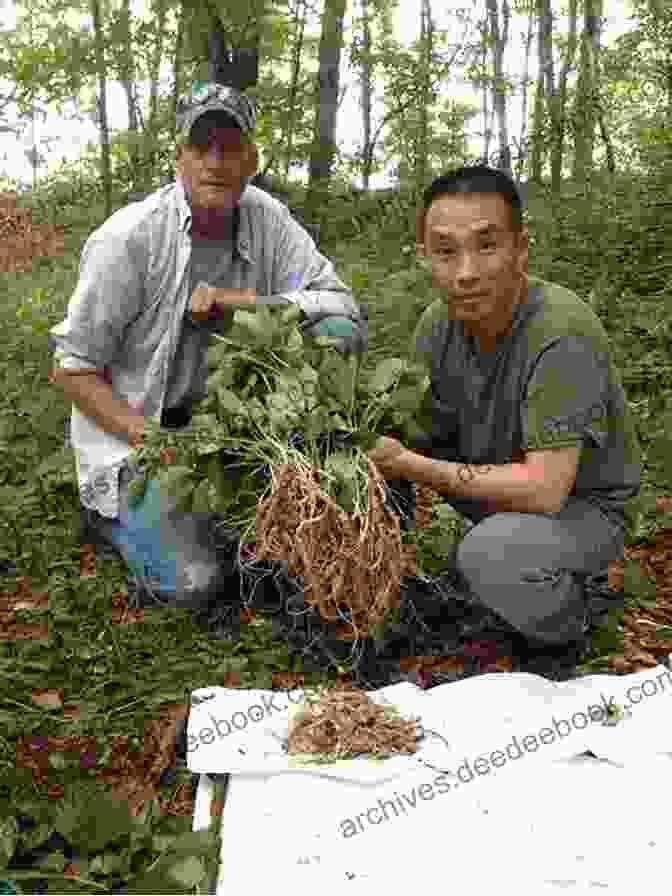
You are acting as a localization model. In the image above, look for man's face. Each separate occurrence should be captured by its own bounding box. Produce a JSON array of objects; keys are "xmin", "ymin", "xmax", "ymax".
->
[
  {"xmin": 417, "ymin": 192, "xmax": 528, "ymax": 336},
  {"xmin": 175, "ymin": 113, "xmax": 258, "ymax": 209}
]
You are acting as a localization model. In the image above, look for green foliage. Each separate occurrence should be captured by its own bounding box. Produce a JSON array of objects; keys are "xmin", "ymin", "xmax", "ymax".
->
[
  {"xmin": 127, "ymin": 305, "xmax": 428, "ymax": 533},
  {"xmin": 1, "ymin": 63, "xmax": 672, "ymax": 886}
]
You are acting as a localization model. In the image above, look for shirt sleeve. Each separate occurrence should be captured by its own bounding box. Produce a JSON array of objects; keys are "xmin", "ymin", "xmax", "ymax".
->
[
  {"xmin": 49, "ymin": 230, "xmax": 147, "ymax": 370},
  {"xmin": 268, "ymin": 205, "xmax": 366, "ymax": 333},
  {"xmin": 522, "ymin": 335, "xmax": 611, "ymax": 451}
]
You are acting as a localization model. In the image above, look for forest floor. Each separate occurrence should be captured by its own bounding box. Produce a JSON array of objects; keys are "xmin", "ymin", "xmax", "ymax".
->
[{"xmin": 1, "ymin": 191, "xmax": 671, "ymax": 893}]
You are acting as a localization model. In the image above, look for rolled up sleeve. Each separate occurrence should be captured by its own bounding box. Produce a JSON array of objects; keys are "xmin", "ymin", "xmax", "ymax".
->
[
  {"xmin": 269, "ymin": 207, "xmax": 367, "ymax": 351},
  {"xmin": 49, "ymin": 231, "xmax": 147, "ymax": 371}
]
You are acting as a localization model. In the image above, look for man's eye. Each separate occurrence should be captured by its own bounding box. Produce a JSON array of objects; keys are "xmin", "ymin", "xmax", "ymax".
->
[{"xmin": 436, "ymin": 243, "xmax": 496, "ymax": 254}]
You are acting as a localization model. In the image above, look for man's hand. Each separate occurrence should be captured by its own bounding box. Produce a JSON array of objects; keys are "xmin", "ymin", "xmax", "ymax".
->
[
  {"xmin": 126, "ymin": 416, "xmax": 145, "ymax": 449},
  {"xmin": 190, "ymin": 283, "xmax": 256, "ymax": 320},
  {"xmin": 367, "ymin": 435, "xmax": 410, "ymax": 479}
]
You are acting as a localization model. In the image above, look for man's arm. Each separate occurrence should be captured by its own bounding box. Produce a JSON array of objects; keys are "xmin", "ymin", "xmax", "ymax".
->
[
  {"xmin": 51, "ymin": 366, "xmax": 145, "ymax": 447},
  {"xmin": 399, "ymin": 452, "xmax": 554, "ymax": 515},
  {"xmin": 269, "ymin": 205, "xmax": 366, "ymax": 336}
]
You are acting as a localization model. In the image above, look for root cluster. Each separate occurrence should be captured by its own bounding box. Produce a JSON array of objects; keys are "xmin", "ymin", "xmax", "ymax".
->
[{"xmin": 254, "ymin": 459, "xmax": 403, "ymax": 638}]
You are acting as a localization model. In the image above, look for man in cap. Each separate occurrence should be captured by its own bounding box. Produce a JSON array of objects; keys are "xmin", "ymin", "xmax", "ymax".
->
[{"xmin": 49, "ymin": 82, "xmax": 367, "ymax": 612}]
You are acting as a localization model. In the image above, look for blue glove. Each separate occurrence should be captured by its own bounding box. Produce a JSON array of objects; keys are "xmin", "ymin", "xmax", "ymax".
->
[{"xmin": 308, "ymin": 315, "xmax": 367, "ymax": 355}]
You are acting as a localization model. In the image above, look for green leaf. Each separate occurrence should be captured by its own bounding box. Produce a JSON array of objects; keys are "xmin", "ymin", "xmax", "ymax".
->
[
  {"xmin": 277, "ymin": 303, "xmax": 305, "ymax": 328},
  {"xmin": 286, "ymin": 327, "xmax": 304, "ymax": 354},
  {"xmin": 298, "ymin": 363, "xmax": 320, "ymax": 385},
  {"xmin": 390, "ymin": 384, "xmax": 426, "ymax": 415},
  {"xmin": 351, "ymin": 429, "xmax": 383, "ymax": 452},
  {"xmin": 323, "ymin": 453, "xmax": 359, "ymax": 480},
  {"xmin": 216, "ymin": 388, "xmax": 246, "ymax": 417},
  {"xmin": 0, "ymin": 816, "xmax": 18, "ymax": 871},
  {"xmin": 623, "ymin": 559, "xmax": 657, "ymax": 606},
  {"xmin": 125, "ymin": 830, "xmax": 219, "ymax": 895},
  {"xmin": 367, "ymin": 358, "xmax": 406, "ymax": 394},
  {"xmin": 192, "ymin": 479, "xmax": 214, "ymax": 513},
  {"xmin": 171, "ymin": 476, "xmax": 198, "ymax": 513},
  {"xmin": 350, "ymin": 268, "xmax": 370, "ymax": 291},
  {"xmin": 89, "ymin": 851, "xmax": 124, "ymax": 875},
  {"xmin": 157, "ymin": 466, "xmax": 194, "ymax": 498},
  {"xmin": 233, "ymin": 308, "xmax": 275, "ymax": 348},
  {"xmin": 35, "ymin": 447, "xmax": 73, "ymax": 479},
  {"xmin": 194, "ymin": 441, "xmax": 221, "ymax": 456},
  {"xmin": 54, "ymin": 783, "xmax": 135, "ymax": 854},
  {"xmin": 319, "ymin": 354, "xmax": 354, "ymax": 406},
  {"xmin": 167, "ymin": 854, "xmax": 207, "ymax": 888},
  {"xmin": 207, "ymin": 367, "xmax": 236, "ymax": 390}
]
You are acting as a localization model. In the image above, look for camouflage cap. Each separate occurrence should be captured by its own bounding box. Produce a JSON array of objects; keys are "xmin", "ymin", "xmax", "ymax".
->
[{"xmin": 175, "ymin": 82, "xmax": 256, "ymax": 143}]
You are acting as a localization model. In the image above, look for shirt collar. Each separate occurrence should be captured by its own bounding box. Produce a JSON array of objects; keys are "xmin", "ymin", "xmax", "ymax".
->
[{"xmin": 173, "ymin": 177, "xmax": 253, "ymax": 263}]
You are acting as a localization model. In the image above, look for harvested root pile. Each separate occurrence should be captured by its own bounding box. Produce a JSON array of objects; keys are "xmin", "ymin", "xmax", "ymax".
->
[
  {"xmin": 286, "ymin": 687, "xmax": 419, "ymax": 758},
  {"xmin": 255, "ymin": 458, "xmax": 403, "ymax": 637}
]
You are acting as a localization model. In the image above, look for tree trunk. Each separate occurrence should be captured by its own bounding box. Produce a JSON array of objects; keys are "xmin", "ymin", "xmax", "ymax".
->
[
  {"xmin": 284, "ymin": 0, "xmax": 308, "ymax": 180},
  {"xmin": 307, "ymin": 0, "xmax": 348, "ymax": 201},
  {"xmin": 480, "ymin": 19, "xmax": 492, "ymax": 165},
  {"xmin": 359, "ymin": 0, "xmax": 373, "ymax": 189},
  {"xmin": 550, "ymin": 0, "xmax": 578, "ymax": 193},
  {"xmin": 529, "ymin": 0, "xmax": 553, "ymax": 189},
  {"xmin": 486, "ymin": 0, "xmax": 512, "ymax": 175},
  {"xmin": 571, "ymin": 0, "xmax": 602, "ymax": 189},
  {"xmin": 516, "ymin": 3, "xmax": 535, "ymax": 180},
  {"xmin": 89, "ymin": 0, "xmax": 112, "ymax": 219},
  {"xmin": 118, "ymin": 0, "xmax": 142, "ymax": 188},
  {"xmin": 146, "ymin": 0, "xmax": 168, "ymax": 183},
  {"xmin": 148, "ymin": 0, "xmax": 168, "ymax": 130},
  {"xmin": 414, "ymin": 0, "xmax": 434, "ymax": 195},
  {"xmin": 170, "ymin": 0, "xmax": 187, "ymax": 146}
]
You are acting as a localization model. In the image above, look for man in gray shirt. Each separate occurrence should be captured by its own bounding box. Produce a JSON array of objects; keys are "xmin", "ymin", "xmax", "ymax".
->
[{"xmin": 50, "ymin": 82, "xmax": 367, "ymax": 611}]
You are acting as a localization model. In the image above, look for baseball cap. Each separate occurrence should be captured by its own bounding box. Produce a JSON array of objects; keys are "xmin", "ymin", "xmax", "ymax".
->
[{"xmin": 175, "ymin": 82, "xmax": 256, "ymax": 144}]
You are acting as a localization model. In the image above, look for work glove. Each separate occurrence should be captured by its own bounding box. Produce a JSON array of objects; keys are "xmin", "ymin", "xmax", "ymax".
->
[{"xmin": 304, "ymin": 314, "xmax": 368, "ymax": 355}]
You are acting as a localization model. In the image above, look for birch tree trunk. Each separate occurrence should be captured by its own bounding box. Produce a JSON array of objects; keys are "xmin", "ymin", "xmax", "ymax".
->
[
  {"xmin": 170, "ymin": 0, "xmax": 187, "ymax": 146},
  {"xmin": 485, "ymin": 0, "xmax": 512, "ymax": 174},
  {"xmin": 89, "ymin": 0, "xmax": 112, "ymax": 219},
  {"xmin": 284, "ymin": 0, "xmax": 308, "ymax": 180},
  {"xmin": 571, "ymin": 0, "xmax": 604, "ymax": 187},
  {"xmin": 479, "ymin": 18, "xmax": 492, "ymax": 165},
  {"xmin": 516, "ymin": 1, "xmax": 535, "ymax": 180},
  {"xmin": 529, "ymin": 0, "xmax": 553, "ymax": 186},
  {"xmin": 550, "ymin": 0, "xmax": 578, "ymax": 193},
  {"xmin": 358, "ymin": 0, "xmax": 373, "ymax": 189},
  {"xmin": 414, "ymin": 0, "xmax": 434, "ymax": 195},
  {"xmin": 118, "ymin": 0, "xmax": 142, "ymax": 188},
  {"xmin": 146, "ymin": 0, "xmax": 168, "ymax": 183}
]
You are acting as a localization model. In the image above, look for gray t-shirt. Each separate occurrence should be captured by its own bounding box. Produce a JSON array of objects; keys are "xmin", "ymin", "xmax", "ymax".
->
[
  {"xmin": 164, "ymin": 235, "xmax": 237, "ymax": 410},
  {"xmin": 408, "ymin": 274, "xmax": 641, "ymax": 527}
]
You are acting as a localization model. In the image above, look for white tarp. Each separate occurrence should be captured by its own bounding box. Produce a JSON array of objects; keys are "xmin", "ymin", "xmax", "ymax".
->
[{"xmin": 191, "ymin": 659, "xmax": 672, "ymax": 894}]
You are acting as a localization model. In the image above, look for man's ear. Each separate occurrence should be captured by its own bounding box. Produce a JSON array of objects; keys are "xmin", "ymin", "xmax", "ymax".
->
[
  {"xmin": 516, "ymin": 225, "xmax": 529, "ymax": 277},
  {"xmin": 244, "ymin": 143, "xmax": 258, "ymax": 177}
]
